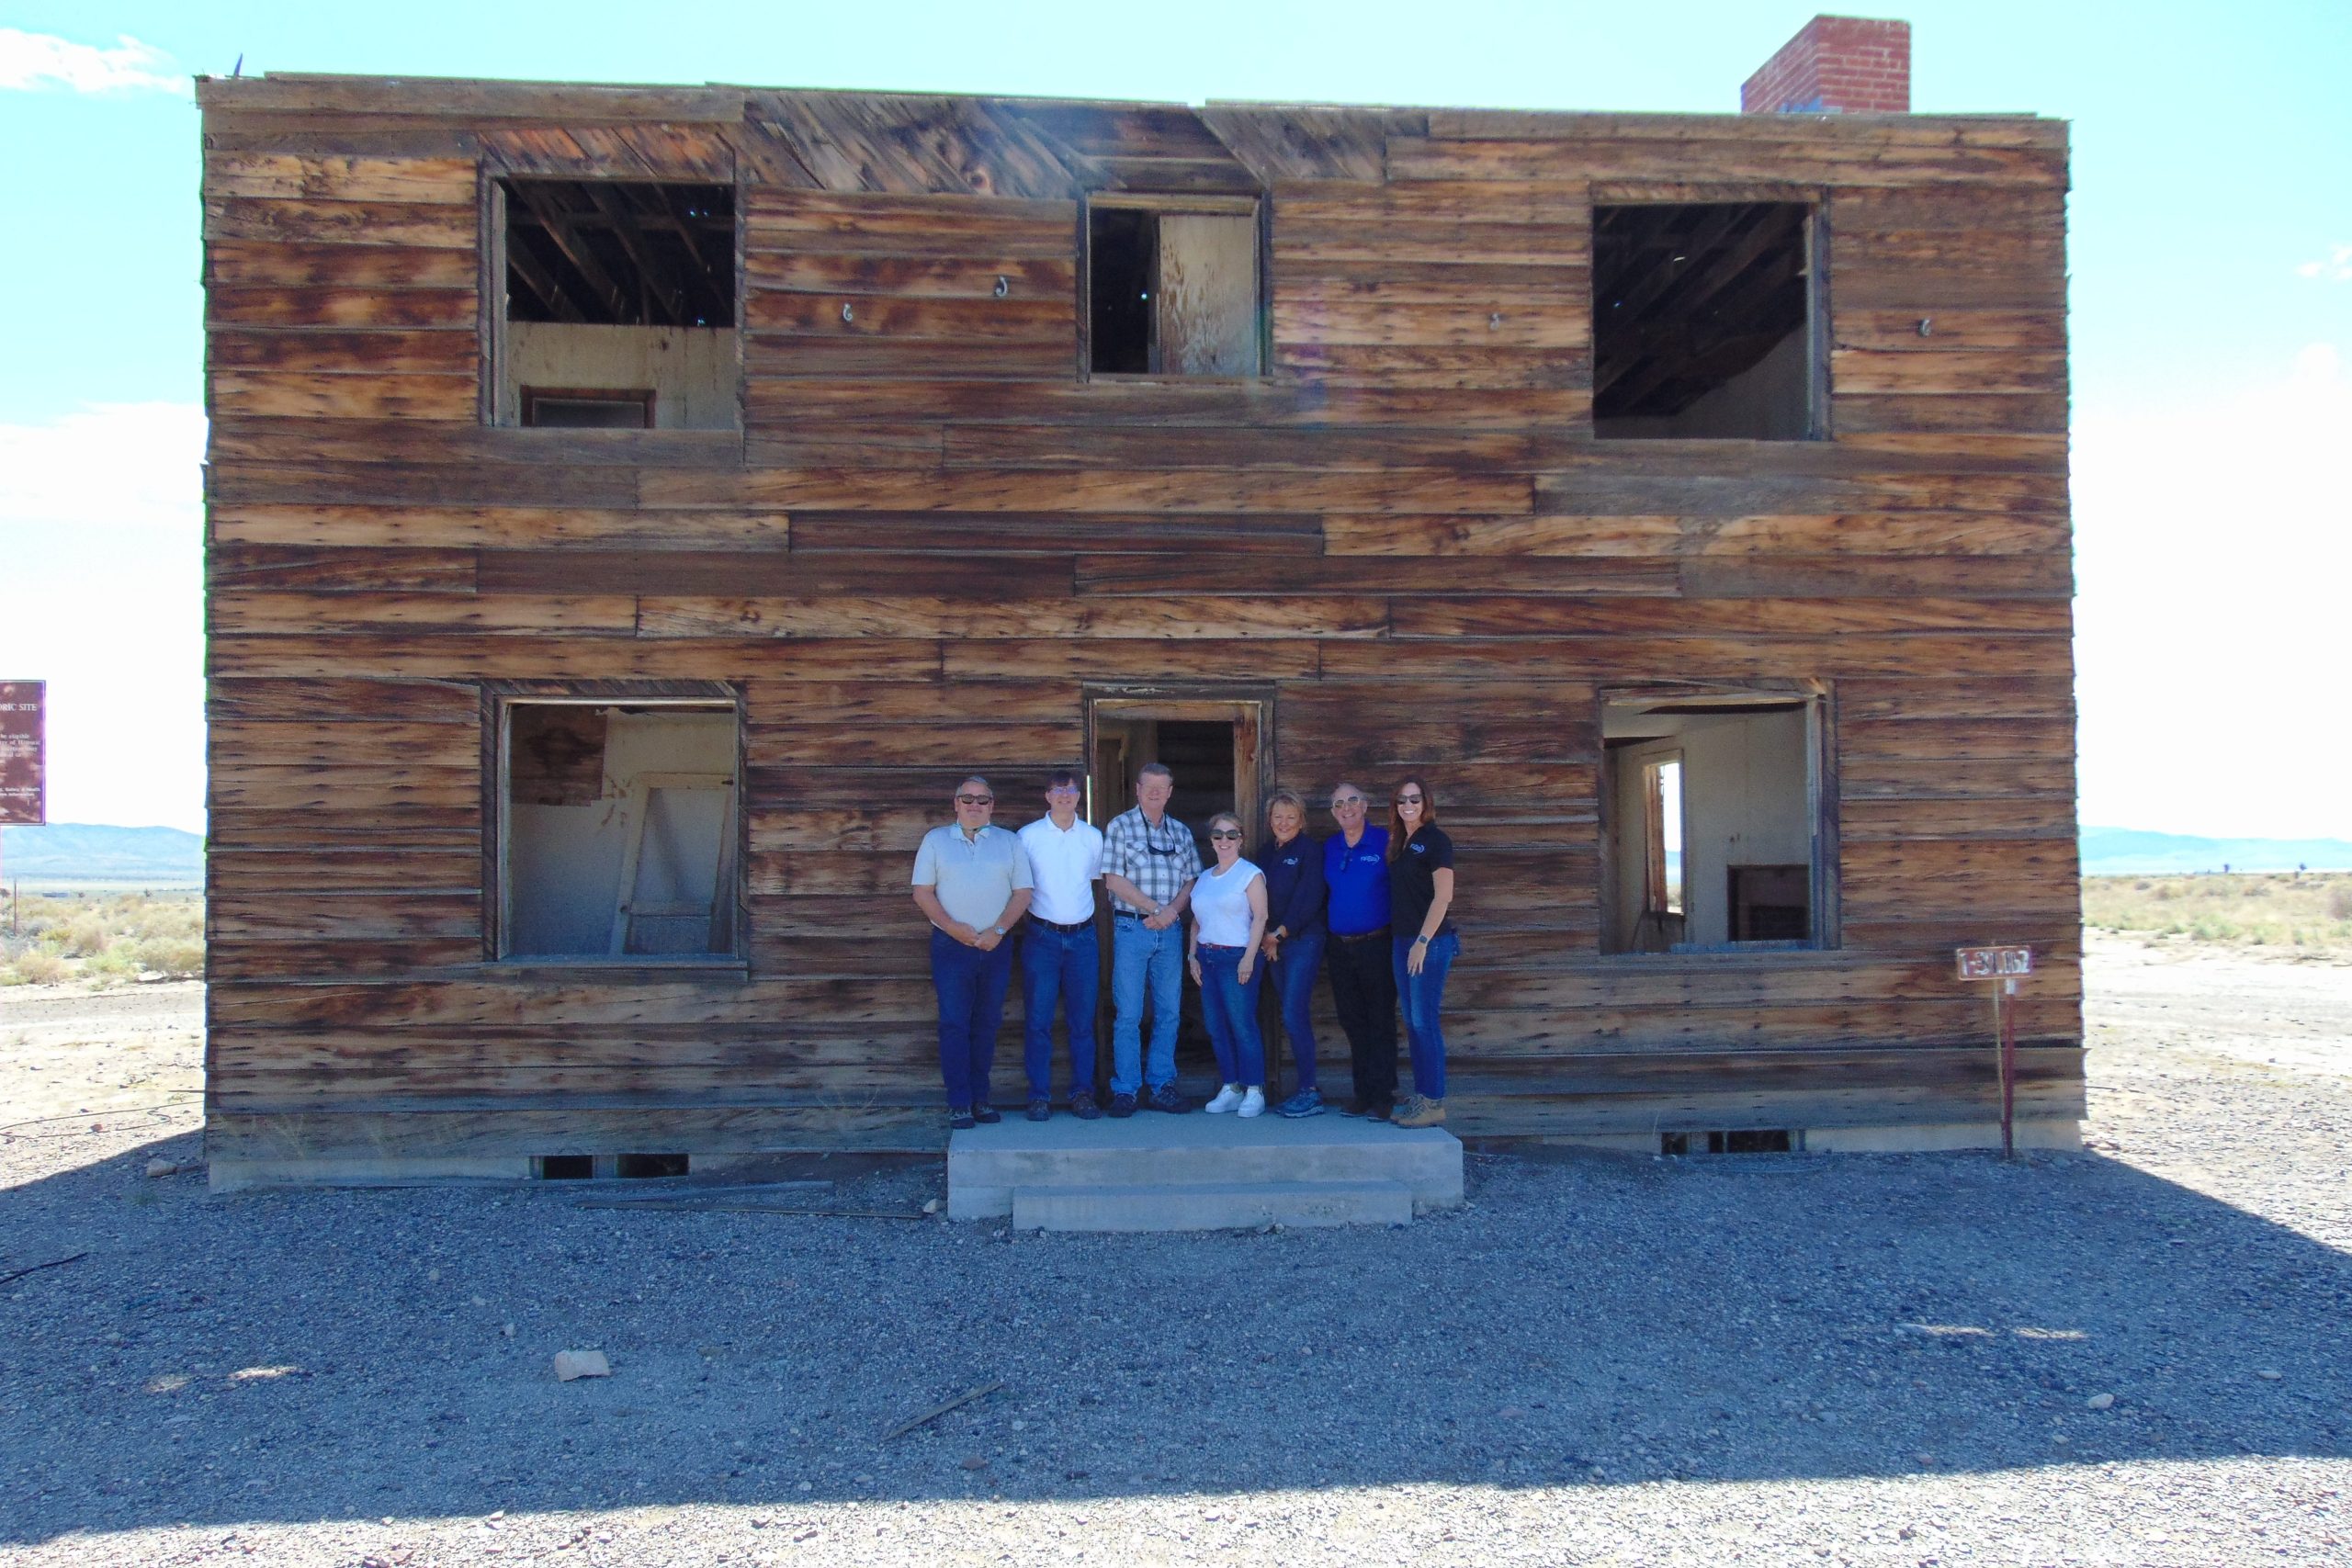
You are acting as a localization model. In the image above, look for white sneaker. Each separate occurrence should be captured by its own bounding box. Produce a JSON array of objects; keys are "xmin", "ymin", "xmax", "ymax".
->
[
  {"xmin": 1237, "ymin": 1087, "xmax": 1266, "ymax": 1118},
  {"xmin": 1204, "ymin": 1084, "xmax": 1243, "ymax": 1114}
]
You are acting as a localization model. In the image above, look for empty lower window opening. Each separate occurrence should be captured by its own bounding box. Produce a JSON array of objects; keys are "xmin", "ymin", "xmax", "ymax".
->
[
  {"xmin": 501, "ymin": 702, "xmax": 742, "ymax": 961},
  {"xmin": 534, "ymin": 1155, "xmax": 595, "ymax": 1180},
  {"xmin": 521, "ymin": 386, "xmax": 655, "ymax": 429},
  {"xmin": 616, "ymin": 1153, "xmax": 691, "ymax": 1179},
  {"xmin": 1602, "ymin": 693, "xmax": 1823, "ymax": 954},
  {"xmin": 1593, "ymin": 202, "xmax": 1817, "ymax": 439},
  {"xmin": 1088, "ymin": 200, "xmax": 1261, "ymax": 377},
  {"xmin": 496, "ymin": 177, "xmax": 739, "ymax": 429}
]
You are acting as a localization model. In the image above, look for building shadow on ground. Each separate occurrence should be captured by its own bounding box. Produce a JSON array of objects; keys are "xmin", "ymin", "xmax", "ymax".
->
[{"xmin": 2, "ymin": 1130, "xmax": 2347, "ymax": 1541}]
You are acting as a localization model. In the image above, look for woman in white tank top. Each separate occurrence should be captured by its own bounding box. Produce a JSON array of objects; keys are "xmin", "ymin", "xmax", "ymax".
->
[{"xmin": 1186, "ymin": 811, "xmax": 1271, "ymax": 1116}]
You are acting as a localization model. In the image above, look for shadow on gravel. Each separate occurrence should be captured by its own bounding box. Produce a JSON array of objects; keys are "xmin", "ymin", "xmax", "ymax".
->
[{"xmin": 3, "ymin": 1133, "xmax": 2348, "ymax": 1543}]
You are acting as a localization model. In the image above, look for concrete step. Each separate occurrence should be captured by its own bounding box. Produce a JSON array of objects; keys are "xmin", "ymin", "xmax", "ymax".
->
[
  {"xmin": 1012, "ymin": 1179, "xmax": 1412, "ymax": 1233},
  {"xmin": 948, "ymin": 1112, "xmax": 1462, "ymax": 1221}
]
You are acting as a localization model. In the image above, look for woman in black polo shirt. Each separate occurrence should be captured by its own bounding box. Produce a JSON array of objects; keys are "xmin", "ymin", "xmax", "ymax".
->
[{"xmin": 1385, "ymin": 774, "xmax": 1457, "ymax": 1129}]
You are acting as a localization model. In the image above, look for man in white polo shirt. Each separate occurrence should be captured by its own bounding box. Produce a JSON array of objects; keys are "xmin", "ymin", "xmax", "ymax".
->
[
  {"xmin": 911, "ymin": 775, "xmax": 1034, "ymax": 1131},
  {"xmin": 1015, "ymin": 767, "xmax": 1106, "ymax": 1122}
]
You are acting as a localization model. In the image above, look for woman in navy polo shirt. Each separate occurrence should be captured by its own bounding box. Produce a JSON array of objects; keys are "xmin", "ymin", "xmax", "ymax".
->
[{"xmin": 1385, "ymin": 774, "xmax": 1457, "ymax": 1129}]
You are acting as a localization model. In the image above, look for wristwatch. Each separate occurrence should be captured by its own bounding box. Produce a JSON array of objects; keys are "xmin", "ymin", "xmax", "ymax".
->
[
  {"xmin": 991, "ymin": 925, "xmax": 1007, "ymax": 938},
  {"xmin": 1413, "ymin": 934, "xmax": 1430, "ymax": 946}
]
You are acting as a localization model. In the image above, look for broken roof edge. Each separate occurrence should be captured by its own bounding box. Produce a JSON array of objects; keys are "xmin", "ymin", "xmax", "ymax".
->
[{"xmin": 193, "ymin": 72, "xmax": 2064, "ymax": 141}]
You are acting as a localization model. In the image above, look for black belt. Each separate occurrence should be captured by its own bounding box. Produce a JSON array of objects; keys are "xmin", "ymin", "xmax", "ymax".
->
[
  {"xmin": 1333, "ymin": 927, "xmax": 1391, "ymax": 944},
  {"xmin": 1026, "ymin": 914, "xmax": 1092, "ymax": 934}
]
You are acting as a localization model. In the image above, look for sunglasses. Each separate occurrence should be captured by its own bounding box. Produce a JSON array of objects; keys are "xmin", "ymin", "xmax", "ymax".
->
[
  {"xmin": 956, "ymin": 794, "xmax": 994, "ymax": 806},
  {"xmin": 1209, "ymin": 829, "xmax": 1242, "ymax": 840},
  {"xmin": 1396, "ymin": 794, "xmax": 1425, "ymax": 805},
  {"xmin": 1331, "ymin": 795, "xmax": 1365, "ymax": 807}
]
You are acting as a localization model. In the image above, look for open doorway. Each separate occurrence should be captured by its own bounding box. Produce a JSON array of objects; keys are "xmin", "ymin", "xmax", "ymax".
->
[{"xmin": 1085, "ymin": 694, "xmax": 1272, "ymax": 1089}]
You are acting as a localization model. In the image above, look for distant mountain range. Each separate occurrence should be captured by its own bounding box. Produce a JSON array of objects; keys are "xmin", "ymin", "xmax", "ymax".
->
[
  {"xmin": 2079, "ymin": 827, "xmax": 2352, "ymax": 875},
  {"xmin": 1, "ymin": 823, "xmax": 205, "ymax": 884},
  {"xmin": 3, "ymin": 821, "xmax": 2345, "ymax": 887}
]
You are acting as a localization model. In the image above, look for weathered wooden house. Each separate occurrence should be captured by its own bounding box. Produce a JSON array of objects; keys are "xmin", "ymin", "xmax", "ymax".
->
[{"xmin": 200, "ymin": 17, "xmax": 2082, "ymax": 1187}]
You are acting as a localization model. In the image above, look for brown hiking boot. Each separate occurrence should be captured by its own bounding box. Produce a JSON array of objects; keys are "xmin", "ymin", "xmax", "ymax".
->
[{"xmin": 1390, "ymin": 1094, "xmax": 1446, "ymax": 1129}]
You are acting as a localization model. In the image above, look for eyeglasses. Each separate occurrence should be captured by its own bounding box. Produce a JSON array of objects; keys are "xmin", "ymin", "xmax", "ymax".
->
[
  {"xmin": 1046, "ymin": 784, "xmax": 1080, "ymax": 795},
  {"xmin": 1209, "ymin": 829, "xmax": 1242, "ymax": 840},
  {"xmin": 1396, "ymin": 794, "xmax": 1425, "ymax": 805},
  {"xmin": 1331, "ymin": 795, "xmax": 1365, "ymax": 807},
  {"xmin": 956, "ymin": 794, "xmax": 993, "ymax": 806}
]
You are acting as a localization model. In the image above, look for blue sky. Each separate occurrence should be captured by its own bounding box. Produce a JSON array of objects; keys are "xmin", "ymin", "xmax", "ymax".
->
[{"xmin": 1, "ymin": 2, "xmax": 2347, "ymax": 836}]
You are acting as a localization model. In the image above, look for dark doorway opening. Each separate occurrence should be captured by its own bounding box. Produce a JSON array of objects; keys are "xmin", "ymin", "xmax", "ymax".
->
[{"xmin": 1085, "ymin": 696, "xmax": 1272, "ymax": 1094}]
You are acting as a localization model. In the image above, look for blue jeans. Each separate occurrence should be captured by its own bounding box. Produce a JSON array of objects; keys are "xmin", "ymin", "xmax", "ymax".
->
[
  {"xmin": 1268, "ymin": 930, "xmax": 1326, "ymax": 1092},
  {"xmin": 1020, "ymin": 920, "xmax": 1099, "ymax": 1100},
  {"xmin": 1110, "ymin": 917, "xmax": 1183, "ymax": 1097},
  {"xmin": 1195, "ymin": 945, "xmax": 1267, "ymax": 1089},
  {"xmin": 1390, "ymin": 930, "xmax": 1459, "ymax": 1100},
  {"xmin": 931, "ymin": 929, "xmax": 1014, "ymax": 1111}
]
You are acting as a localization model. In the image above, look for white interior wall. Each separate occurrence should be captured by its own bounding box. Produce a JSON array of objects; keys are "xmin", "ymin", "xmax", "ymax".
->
[
  {"xmin": 1605, "ymin": 705, "xmax": 1812, "ymax": 949},
  {"xmin": 1597, "ymin": 327, "xmax": 1812, "ymax": 440},
  {"xmin": 501, "ymin": 323, "xmax": 739, "ymax": 429},
  {"xmin": 507, "ymin": 709, "xmax": 737, "ymax": 956}
]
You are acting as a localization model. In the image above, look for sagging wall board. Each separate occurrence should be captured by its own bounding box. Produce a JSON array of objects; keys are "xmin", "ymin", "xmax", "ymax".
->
[
  {"xmin": 506, "ymin": 708, "xmax": 739, "ymax": 958},
  {"xmin": 1605, "ymin": 705, "xmax": 1812, "ymax": 951}
]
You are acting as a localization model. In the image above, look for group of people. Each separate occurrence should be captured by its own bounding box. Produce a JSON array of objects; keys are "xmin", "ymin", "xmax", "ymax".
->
[{"xmin": 910, "ymin": 765, "xmax": 1459, "ymax": 1134}]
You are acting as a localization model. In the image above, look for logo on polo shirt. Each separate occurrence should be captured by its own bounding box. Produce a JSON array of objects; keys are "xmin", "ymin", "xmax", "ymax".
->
[{"xmin": 1410, "ymin": 842, "xmax": 1428, "ymax": 855}]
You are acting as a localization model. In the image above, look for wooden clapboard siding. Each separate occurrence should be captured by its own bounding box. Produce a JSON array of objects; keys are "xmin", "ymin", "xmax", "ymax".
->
[{"xmin": 199, "ymin": 74, "xmax": 2078, "ymax": 1163}]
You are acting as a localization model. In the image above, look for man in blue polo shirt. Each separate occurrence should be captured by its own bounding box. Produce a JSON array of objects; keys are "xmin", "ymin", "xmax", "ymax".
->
[{"xmin": 1322, "ymin": 780, "xmax": 1397, "ymax": 1118}]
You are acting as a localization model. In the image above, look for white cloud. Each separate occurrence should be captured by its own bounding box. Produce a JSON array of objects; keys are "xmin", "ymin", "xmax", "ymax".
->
[
  {"xmin": 2073, "ymin": 344, "xmax": 2352, "ymax": 839},
  {"xmin": 0, "ymin": 401, "xmax": 206, "ymax": 530},
  {"xmin": 0, "ymin": 28, "xmax": 183, "ymax": 94},
  {"xmin": 0, "ymin": 403, "xmax": 207, "ymax": 832},
  {"xmin": 2297, "ymin": 243, "xmax": 2352, "ymax": 282}
]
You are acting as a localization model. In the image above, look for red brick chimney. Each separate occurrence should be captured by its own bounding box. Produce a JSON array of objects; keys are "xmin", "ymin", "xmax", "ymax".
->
[{"xmin": 1741, "ymin": 16, "xmax": 1911, "ymax": 114}]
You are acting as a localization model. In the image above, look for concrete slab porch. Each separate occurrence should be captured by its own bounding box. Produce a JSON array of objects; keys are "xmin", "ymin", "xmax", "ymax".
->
[{"xmin": 946, "ymin": 1111, "xmax": 1464, "ymax": 1227}]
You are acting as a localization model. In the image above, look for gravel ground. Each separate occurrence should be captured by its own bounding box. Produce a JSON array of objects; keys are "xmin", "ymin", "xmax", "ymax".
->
[{"xmin": 1, "ymin": 939, "xmax": 2346, "ymax": 1566}]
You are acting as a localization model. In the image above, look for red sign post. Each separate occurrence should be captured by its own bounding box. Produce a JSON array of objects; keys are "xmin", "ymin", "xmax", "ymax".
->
[
  {"xmin": 0, "ymin": 682, "xmax": 43, "ymax": 930},
  {"xmin": 1955, "ymin": 944, "xmax": 2033, "ymax": 1157}
]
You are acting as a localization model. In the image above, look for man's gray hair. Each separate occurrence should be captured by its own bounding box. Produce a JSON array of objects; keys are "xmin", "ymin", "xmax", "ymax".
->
[
  {"xmin": 1137, "ymin": 761, "xmax": 1174, "ymax": 784},
  {"xmin": 956, "ymin": 774, "xmax": 992, "ymax": 795},
  {"xmin": 1329, "ymin": 779, "xmax": 1364, "ymax": 805}
]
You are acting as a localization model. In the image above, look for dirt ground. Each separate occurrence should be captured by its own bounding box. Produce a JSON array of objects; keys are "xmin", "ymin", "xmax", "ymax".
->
[{"xmin": 0, "ymin": 938, "xmax": 2346, "ymax": 1567}]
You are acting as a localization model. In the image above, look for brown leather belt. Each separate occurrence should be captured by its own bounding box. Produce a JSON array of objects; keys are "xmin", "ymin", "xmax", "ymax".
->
[{"xmin": 1333, "ymin": 927, "xmax": 1391, "ymax": 944}]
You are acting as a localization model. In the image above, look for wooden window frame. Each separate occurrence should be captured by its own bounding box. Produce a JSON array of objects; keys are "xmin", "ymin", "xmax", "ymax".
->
[
  {"xmin": 483, "ymin": 684, "xmax": 749, "ymax": 973},
  {"xmin": 480, "ymin": 171, "xmax": 749, "ymax": 432},
  {"xmin": 1585, "ymin": 185, "xmax": 1833, "ymax": 443},
  {"xmin": 1596, "ymin": 682, "xmax": 1840, "ymax": 958},
  {"xmin": 1079, "ymin": 191, "xmax": 1269, "ymax": 384}
]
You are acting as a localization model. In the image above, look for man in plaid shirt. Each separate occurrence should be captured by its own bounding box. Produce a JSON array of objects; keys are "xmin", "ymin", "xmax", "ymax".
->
[{"xmin": 1100, "ymin": 761, "xmax": 1202, "ymax": 1117}]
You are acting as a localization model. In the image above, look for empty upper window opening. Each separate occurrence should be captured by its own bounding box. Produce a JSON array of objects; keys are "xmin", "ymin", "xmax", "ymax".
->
[
  {"xmin": 1601, "ymin": 693, "xmax": 1825, "ymax": 954},
  {"xmin": 499, "ymin": 702, "xmax": 742, "ymax": 962},
  {"xmin": 495, "ymin": 178, "xmax": 740, "ymax": 430},
  {"xmin": 1088, "ymin": 199, "xmax": 1261, "ymax": 378},
  {"xmin": 1592, "ymin": 202, "xmax": 1817, "ymax": 439}
]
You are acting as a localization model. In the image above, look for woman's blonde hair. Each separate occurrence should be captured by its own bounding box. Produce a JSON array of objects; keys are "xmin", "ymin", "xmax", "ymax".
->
[
  {"xmin": 1206, "ymin": 810, "xmax": 1246, "ymax": 838},
  {"xmin": 1266, "ymin": 790, "xmax": 1306, "ymax": 820}
]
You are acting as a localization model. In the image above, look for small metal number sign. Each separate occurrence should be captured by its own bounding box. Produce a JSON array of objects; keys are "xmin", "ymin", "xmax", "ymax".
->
[
  {"xmin": 1955, "ymin": 943, "xmax": 2033, "ymax": 1158},
  {"xmin": 1955, "ymin": 944, "xmax": 2033, "ymax": 980}
]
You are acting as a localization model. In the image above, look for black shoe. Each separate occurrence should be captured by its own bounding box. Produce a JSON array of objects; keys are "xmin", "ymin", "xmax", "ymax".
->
[
  {"xmin": 1145, "ymin": 1083, "xmax": 1190, "ymax": 1114},
  {"xmin": 1340, "ymin": 1097, "xmax": 1394, "ymax": 1121},
  {"xmin": 1026, "ymin": 1097, "xmax": 1051, "ymax": 1122},
  {"xmin": 1071, "ymin": 1090, "xmax": 1104, "ymax": 1121},
  {"xmin": 971, "ymin": 1103, "xmax": 1003, "ymax": 1125},
  {"xmin": 949, "ymin": 1107, "xmax": 977, "ymax": 1131},
  {"xmin": 1106, "ymin": 1091, "xmax": 1137, "ymax": 1119}
]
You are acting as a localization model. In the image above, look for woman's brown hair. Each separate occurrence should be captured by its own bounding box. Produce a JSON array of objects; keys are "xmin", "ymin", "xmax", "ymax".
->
[{"xmin": 1385, "ymin": 775, "xmax": 1437, "ymax": 861}]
